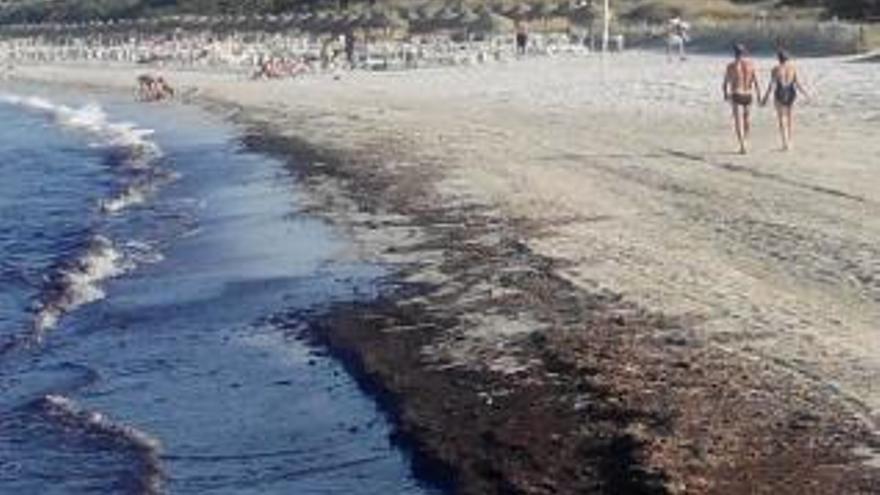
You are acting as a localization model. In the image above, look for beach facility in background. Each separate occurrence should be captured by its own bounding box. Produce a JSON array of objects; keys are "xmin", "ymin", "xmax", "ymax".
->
[{"xmin": 0, "ymin": 1, "xmax": 877, "ymax": 75}]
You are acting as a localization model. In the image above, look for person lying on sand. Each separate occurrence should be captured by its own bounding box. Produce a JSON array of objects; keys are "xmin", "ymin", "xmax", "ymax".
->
[
  {"xmin": 136, "ymin": 74, "xmax": 174, "ymax": 102},
  {"xmin": 253, "ymin": 59, "xmax": 282, "ymax": 79},
  {"xmin": 156, "ymin": 77, "xmax": 174, "ymax": 100},
  {"xmin": 722, "ymin": 43, "xmax": 760, "ymax": 155},
  {"xmin": 136, "ymin": 74, "xmax": 156, "ymax": 100},
  {"xmin": 252, "ymin": 57, "xmax": 308, "ymax": 80},
  {"xmin": 761, "ymin": 49, "xmax": 811, "ymax": 151}
]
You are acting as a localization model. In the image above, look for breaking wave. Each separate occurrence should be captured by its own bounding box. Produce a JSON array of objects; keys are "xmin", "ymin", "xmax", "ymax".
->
[
  {"xmin": 0, "ymin": 93, "xmax": 166, "ymax": 213},
  {"xmin": 0, "ymin": 93, "xmax": 170, "ymax": 335},
  {"xmin": 0, "ymin": 94, "xmax": 160, "ymax": 168},
  {"xmin": 33, "ymin": 235, "xmax": 131, "ymax": 334},
  {"xmin": 36, "ymin": 394, "xmax": 165, "ymax": 495}
]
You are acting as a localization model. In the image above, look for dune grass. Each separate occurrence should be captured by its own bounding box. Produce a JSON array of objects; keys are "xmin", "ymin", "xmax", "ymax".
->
[{"xmin": 614, "ymin": 17, "xmax": 867, "ymax": 56}]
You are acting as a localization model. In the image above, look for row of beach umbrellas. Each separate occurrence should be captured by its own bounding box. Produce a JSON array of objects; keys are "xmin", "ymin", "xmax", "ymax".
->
[{"xmin": 0, "ymin": 2, "xmax": 598, "ymax": 36}]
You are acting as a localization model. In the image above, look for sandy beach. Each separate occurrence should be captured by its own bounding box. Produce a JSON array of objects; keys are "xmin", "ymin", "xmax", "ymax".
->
[{"xmin": 13, "ymin": 52, "xmax": 880, "ymax": 492}]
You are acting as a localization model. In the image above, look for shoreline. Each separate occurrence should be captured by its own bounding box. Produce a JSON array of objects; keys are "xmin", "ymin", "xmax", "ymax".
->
[
  {"xmin": 9, "ymin": 56, "xmax": 880, "ymax": 493},
  {"xmin": 240, "ymin": 127, "xmax": 671, "ymax": 493},
  {"xmin": 233, "ymin": 107, "xmax": 879, "ymax": 494}
]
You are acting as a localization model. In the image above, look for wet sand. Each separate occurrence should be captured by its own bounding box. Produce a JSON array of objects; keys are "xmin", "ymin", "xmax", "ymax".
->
[{"xmin": 14, "ymin": 52, "xmax": 880, "ymax": 492}]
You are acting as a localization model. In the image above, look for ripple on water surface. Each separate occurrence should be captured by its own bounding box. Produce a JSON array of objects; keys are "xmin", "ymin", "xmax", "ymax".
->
[{"xmin": 0, "ymin": 87, "xmax": 442, "ymax": 495}]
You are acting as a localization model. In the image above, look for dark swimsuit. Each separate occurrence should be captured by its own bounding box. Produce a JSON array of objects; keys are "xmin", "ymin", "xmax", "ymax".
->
[
  {"xmin": 731, "ymin": 93, "xmax": 753, "ymax": 106},
  {"xmin": 774, "ymin": 81, "xmax": 797, "ymax": 106}
]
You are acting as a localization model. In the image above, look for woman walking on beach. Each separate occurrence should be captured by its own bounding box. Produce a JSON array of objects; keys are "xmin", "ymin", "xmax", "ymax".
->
[
  {"xmin": 762, "ymin": 49, "xmax": 811, "ymax": 151},
  {"xmin": 722, "ymin": 43, "xmax": 760, "ymax": 154}
]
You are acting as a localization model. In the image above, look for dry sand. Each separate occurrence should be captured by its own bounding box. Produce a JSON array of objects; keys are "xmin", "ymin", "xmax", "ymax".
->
[{"xmin": 12, "ymin": 52, "xmax": 880, "ymax": 490}]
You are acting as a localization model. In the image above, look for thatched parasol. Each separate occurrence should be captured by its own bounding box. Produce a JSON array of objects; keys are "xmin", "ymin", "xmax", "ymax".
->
[
  {"xmin": 554, "ymin": 1, "xmax": 574, "ymax": 17},
  {"xmin": 307, "ymin": 11, "xmax": 338, "ymax": 33},
  {"xmin": 458, "ymin": 7, "xmax": 481, "ymax": 26},
  {"xmin": 506, "ymin": 3, "xmax": 532, "ymax": 20},
  {"xmin": 419, "ymin": 2, "xmax": 444, "ymax": 21},
  {"xmin": 569, "ymin": 3, "xmax": 595, "ymax": 25},
  {"xmin": 363, "ymin": 9, "xmax": 409, "ymax": 33},
  {"xmin": 534, "ymin": 1, "xmax": 559, "ymax": 20},
  {"xmin": 469, "ymin": 10, "xmax": 515, "ymax": 34},
  {"xmin": 403, "ymin": 6, "xmax": 422, "ymax": 23}
]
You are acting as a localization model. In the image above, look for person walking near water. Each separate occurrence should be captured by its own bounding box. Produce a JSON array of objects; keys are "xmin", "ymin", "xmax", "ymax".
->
[
  {"xmin": 344, "ymin": 31, "xmax": 356, "ymax": 68},
  {"xmin": 761, "ymin": 49, "xmax": 811, "ymax": 151},
  {"xmin": 722, "ymin": 43, "xmax": 760, "ymax": 154},
  {"xmin": 666, "ymin": 16, "xmax": 690, "ymax": 61},
  {"xmin": 515, "ymin": 21, "xmax": 528, "ymax": 56}
]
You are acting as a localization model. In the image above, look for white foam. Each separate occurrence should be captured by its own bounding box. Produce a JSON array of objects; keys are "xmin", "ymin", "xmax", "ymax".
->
[
  {"xmin": 100, "ymin": 184, "xmax": 149, "ymax": 213},
  {"xmin": 0, "ymin": 94, "xmax": 172, "ymax": 334},
  {"xmin": 0, "ymin": 93, "xmax": 161, "ymax": 169},
  {"xmin": 41, "ymin": 394, "xmax": 164, "ymax": 495},
  {"xmin": 34, "ymin": 235, "xmax": 132, "ymax": 335}
]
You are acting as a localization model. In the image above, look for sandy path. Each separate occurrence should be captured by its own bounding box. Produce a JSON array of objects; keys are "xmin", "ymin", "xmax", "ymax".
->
[{"xmin": 13, "ymin": 52, "xmax": 880, "ymax": 428}]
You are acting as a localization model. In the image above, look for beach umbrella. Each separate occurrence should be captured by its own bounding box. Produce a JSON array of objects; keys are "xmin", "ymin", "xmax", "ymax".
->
[
  {"xmin": 507, "ymin": 3, "xmax": 532, "ymax": 20},
  {"xmin": 294, "ymin": 12, "xmax": 313, "ymax": 28},
  {"xmin": 403, "ymin": 6, "xmax": 422, "ymax": 23},
  {"xmin": 419, "ymin": 2, "xmax": 444, "ymax": 21},
  {"xmin": 364, "ymin": 9, "xmax": 408, "ymax": 33},
  {"xmin": 458, "ymin": 7, "xmax": 480, "ymax": 25},
  {"xmin": 469, "ymin": 10, "xmax": 515, "ymax": 34},
  {"xmin": 428, "ymin": 5, "xmax": 459, "ymax": 30},
  {"xmin": 568, "ymin": 2, "xmax": 595, "ymax": 25},
  {"xmin": 534, "ymin": 1, "xmax": 558, "ymax": 20},
  {"xmin": 309, "ymin": 12, "xmax": 337, "ymax": 33},
  {"xmin": 324, "ymin": 12, "xmax": 352, "ymax": 33},
  {"xmin": 554, "ymin": 1, "xmax": 574, "ymax": 17},
  {"xmin": 348, "ymin": 10, "xmax": 372, "ymax": 30}
]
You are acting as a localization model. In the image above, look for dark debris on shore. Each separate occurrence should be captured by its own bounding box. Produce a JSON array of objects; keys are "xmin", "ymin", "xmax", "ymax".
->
[{"xmin": 235, "ymin": 115, "xmax": 880, "ymax": 495}]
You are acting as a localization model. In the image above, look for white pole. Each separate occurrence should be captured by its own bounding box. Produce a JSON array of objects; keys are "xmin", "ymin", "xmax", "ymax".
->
[{"xmin": 601, "ymin": 0, "xmax": 610, "ymax": 53}]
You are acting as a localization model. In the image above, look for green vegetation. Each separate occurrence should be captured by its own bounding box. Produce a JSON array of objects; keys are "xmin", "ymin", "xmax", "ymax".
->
[{"xmin": 0, "ymin": 0, "xmax": 876, "ymax": 24}]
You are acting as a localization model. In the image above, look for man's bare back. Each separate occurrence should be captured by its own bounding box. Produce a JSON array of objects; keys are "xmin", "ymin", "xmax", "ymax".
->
[
  {"xmin": 722, "ymin": 44, "xmax": 760, "ymax": 154},
  {"xmin": 725, "ymin": 59, "xmax": 757, "ymax": 105}
]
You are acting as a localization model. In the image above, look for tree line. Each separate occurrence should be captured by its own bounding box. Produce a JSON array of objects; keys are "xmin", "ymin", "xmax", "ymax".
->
[{"xmin": 0, "ymin": 0, "xmax": 877, "ymax": 24}]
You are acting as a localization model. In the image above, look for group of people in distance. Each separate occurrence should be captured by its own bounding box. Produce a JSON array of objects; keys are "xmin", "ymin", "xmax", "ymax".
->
[
  {"xmin": 128, "ymin": 20, "xmax": 806, "ymax": 156},
  {"xmin": 252, "ymin": 33, "xmax": 354, "ymax": 79},
  {"xmin": 252, "ymin": 57, "xmax": 308, "ymax": 79},
  {"xmin": 723, "ymin": 43, "xmax": 810, "ymax": 154},
  {"xmin": 136, "ymin": 73, "xmax": 174, "ymax": 102}
]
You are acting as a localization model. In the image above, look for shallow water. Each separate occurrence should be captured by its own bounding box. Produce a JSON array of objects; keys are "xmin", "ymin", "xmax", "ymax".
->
[{"xmin": 0, "ymin": 85, "xmax": 441, "ymax": 494}]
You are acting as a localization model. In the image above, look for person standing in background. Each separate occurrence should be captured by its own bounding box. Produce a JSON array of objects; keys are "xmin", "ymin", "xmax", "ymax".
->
[{"xmin": 515, "ymin": 21, "xmax": 528, "ymax": 56}]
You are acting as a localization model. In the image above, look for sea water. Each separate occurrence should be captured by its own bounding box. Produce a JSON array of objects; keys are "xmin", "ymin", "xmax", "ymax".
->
[{"xmin": 0, "ymin": 85, "xmax": 441, "ymax": 494}]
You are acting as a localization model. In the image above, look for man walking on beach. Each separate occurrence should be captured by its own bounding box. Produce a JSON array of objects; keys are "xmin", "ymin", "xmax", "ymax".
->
[
  {"xmin": 722, "ymin": 43, "xmax": 760, "ymax": 154},
  {"xmin": 515, "ymin": 21, "xmax": 528, "ymax": 56}
]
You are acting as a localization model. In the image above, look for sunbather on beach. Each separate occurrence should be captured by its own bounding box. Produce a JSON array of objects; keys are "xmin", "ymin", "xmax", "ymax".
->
[
  {"xmin": 722, "ymin": 43, "xmax": 760, "ymax": 154},
  {"xmin": 761, "ymin": 49, "xmax": 811, "ymax": 151},
  {"xmin": 137, "ymin": 74, "xmax": 153, "ymax": 96},
  {"xmin": 156, "ymin": 76, "xmax": 174, "ymax": 100},
  {"xmin": 253, "ymin": 58, "xmax": 281, "ymax": 79},
  {"xmin": 136, "ymin": 74, "xmax": 174, "ymax": 102}
]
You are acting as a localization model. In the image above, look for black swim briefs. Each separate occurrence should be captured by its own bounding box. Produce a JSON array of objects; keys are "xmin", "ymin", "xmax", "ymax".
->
[{"xmin": 731, "ymin": 93, "xmax": 753, "ymax": 106}]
